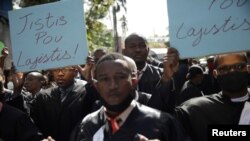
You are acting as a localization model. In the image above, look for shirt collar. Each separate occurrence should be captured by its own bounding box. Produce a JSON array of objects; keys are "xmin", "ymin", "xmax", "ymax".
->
[
  {"xmin": 134, "ymin": 91, "xmax": 139, "ymax": 101},
  {"xmin": 31, "ymin": 89, "xmax": 44, "ymax": 99},
  {"xmin": 59, "ymin": 79, "xmax": 76, "ymax": 93},
  {"xmin": 103, "ymin": 100, "xmax": 136, "ymax": 127},
  {"xmin": 138, "ymin": 64, "xmax": 147, "ymax": 80},
  {"xmin": 231, "ymin": 93, "xmax": 249, "ymax": 102}
]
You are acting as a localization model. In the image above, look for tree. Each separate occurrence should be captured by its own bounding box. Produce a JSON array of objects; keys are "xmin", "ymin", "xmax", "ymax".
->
[
  {"xmin": 85, "ymin": 0, "xmax": 113, "ymax": 51},
  {"xmin": 120, "ymin": 15, "xmax": 127, "ymax": 39},
  {"xmin": 112, "ymin": 0, "xmax": 126, "ymax": 52}
]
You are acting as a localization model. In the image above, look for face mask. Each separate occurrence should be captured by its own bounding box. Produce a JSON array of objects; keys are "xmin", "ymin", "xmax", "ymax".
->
[
  {"xmin": 217, "ymin": 71, "xmax": 249, "ymax": 93},
  {"xmin": 101, "ymin": 93, "xmax": 133, "ymax": 113}
]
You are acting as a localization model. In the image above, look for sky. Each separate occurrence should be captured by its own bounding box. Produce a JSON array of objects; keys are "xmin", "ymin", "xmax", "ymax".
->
[
  {"xmin": 126, "ymin": 0, "xmax": 169, "ymax": 37},
  {"xmin": 103, "ymin": 0, "xmax": 169, "ymax": 38},
  {"xmin": 12, "ymin": 0, "xmax": 169, "ymax": 38}
]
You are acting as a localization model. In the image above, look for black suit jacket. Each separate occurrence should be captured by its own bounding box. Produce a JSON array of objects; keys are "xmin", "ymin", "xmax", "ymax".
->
[
  {"xmin": 30, "ymin": 79, "xmax": 92, "ymax": 141},
  {"xmin": 176, "ymin": 80, "xmax": 203, "ymax": 106},
  {"xmin": 138, "ymin": 64, "xmax": 163, "ymax": 95},
  {"xmin": 0, "ymin": 103, "xmax": 42, "ymax": 141},
  {"xmin": 74, "ymin": 101, "xmax": 185, "ymax": 141},
  {"xmin": 175, "ymin": 91, "xmax": 250, "ymax": 141},
  {"xmin": 2, "ymin": 89, "xmax": 28, "ymax": 113},
  {"xmin": 139, "ymin": 64, "xmax": 177, "ymax": 113}
]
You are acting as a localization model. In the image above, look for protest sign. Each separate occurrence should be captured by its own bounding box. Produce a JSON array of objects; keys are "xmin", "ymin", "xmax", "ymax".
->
[
  {"xmin": 167, "ymin": 0, "xmax": 250, "ymax": 58},
  {"xmin": 8, "ymin": 0, "xmax": 88, "ymax": 72}
]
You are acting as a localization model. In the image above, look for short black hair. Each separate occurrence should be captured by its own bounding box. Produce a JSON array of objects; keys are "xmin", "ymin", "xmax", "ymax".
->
[
  {"xmin": 214, "ymin": 52, "xmax": 248, "ymax": 68},
  {"xmin": 93, "ymin": 48, "xmax": 107, "ymax": 55},
  {"xmin": 94, "ymin": 53, "xmax": 133, "ymax": 78},
  {"xmin": 125, "ymin": 33, "xmax": 148, "ymax": 47},
  {"xmin": 25, "ymin": 71, "xmax": 45, "ymax": 81},
  {"xmin": 187, "ymin": 65, "xmax": 204, "ymax": 79}
]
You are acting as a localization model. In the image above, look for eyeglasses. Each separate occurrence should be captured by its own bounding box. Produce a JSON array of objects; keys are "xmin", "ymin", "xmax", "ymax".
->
[
  {"xmin": 216, "ymin": 63, "xmax": 247, "ymax": 74},
  {"xmin": 52, "ymin": 68, "xmax": 74, "ymax": 73}
]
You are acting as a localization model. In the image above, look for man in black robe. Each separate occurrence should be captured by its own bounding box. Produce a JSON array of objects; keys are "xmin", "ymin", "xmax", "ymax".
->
[
  {"xmin": 175, "ymin": 52, "xmax": 250, "ymax": 141},
  {"xmin": 88, "ymin": 56, "xmax": 166, "ymax": 112},
  {"xmin": 30, "ymin": 66, "xmax": 94, "ymax": 141},
  {"xmin": 73, "ymin": 53, "xmax": 185, "ymax": 141},
  {"xmin": 176, "ymin": 65, "xmax": 204, "ymax": 106},
  {"xmin": 0, "ymin": 100, "xmax": 43, "ymax": 141},
  {"xmin": 123, "ymin": 34, "xmax": 180, "ymax": 113}
]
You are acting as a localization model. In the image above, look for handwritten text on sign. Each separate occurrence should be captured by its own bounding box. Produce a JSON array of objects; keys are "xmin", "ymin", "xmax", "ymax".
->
[
  {"xmin": 167, "ymin": 0, "xmax": 250, "ymax": 58},
  {"xmin": 8, "ymin": 0, "xmax": 88, "ymax": 72}
]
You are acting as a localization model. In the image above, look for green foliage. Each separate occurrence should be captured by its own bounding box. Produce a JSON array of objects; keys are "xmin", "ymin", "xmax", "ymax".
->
[
  {"xmin": 86, "ymin": 0, "xmax": 113, "ymax": 20},
  {"xmin": 86, "ymin": 20, "xmax": 113, "ymax": 50},
  {"xmin": 86, "ymin": 0, "xmax": 114, "ymax": 51},
  {"xmin": 148, "ymin": 42, "xmax": 167, "ymax": 48}
]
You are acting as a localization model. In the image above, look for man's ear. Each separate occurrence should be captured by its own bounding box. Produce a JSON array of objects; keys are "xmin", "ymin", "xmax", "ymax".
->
[
  {"xmin": 131, "ymin": 72, "xmax": 138, "ymax": 85},
  {"xmin": 247, "ymin": 65, "xmax": 250, "ymax": 73},
  {"xmin": 146, "ymin": 46, "xmax": 150, "ymax": 55},
  {"xmin": 93, "ymin": 83, "xmax": 97, "ymax": 89},
  {"xmin": 122, "ymin": 48, "xmax": 126, "ymax": 54},
  {"xmin": 131, "ymin": 73, "xmax": 138, "ymax": 89},
  {"xmin": 72, "ymin": 67, "xmax": 79, "ymax": 76},
  {"xmin": 41, "ymin": 79, "xmax": 46, "ymax": 86},
  {"xmin": 132, "ymin": 78, "xmax": 138, "ymax": 86},
  {"xmin": 92, "ymin": 79, "xmax": 98, "ymax": 89},
  {"xmin": 123, "ymin": 48, "xmax": 128, "ymax": 56},
  {"xmin": 213, "ymin": 69, "xmax": 218, "ymax": 79}
]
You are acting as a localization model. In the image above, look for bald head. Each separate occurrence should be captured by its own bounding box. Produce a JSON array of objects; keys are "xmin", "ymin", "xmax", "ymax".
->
[
  {"xmin": 26, "ymin": 71, "xmax": 44, "ymax": 80},
  {"xmin": 214, "ymin": 52, "xmax": 247, "ymax": 68}
]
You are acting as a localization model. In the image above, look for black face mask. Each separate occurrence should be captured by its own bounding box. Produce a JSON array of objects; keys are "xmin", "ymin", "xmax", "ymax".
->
[
  {"xmin": 217, "ymin": 71, "xmax": 249, "ymax": 93},
  {"xmin": 101, "ymin": 93, "xmax": 133, "ymax": 113}
]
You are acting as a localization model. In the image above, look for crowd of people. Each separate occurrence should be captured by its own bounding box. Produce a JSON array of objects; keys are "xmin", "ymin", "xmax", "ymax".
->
[{"xmin": 0, "ymin": 33, "xmax": 250, "ymax": 141}]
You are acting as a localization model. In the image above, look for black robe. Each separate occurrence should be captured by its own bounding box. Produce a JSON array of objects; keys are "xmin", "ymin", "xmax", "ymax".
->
[
  {"xmin": 175, "ymin": 91, "xmax": 249, "ymax": 141},
  {"xmin": 74, "ymin": 101, "xmax": 185, "ymax": 141},
  {"xmin": 176, "ymin": 80, "xmax": 203, "ymax": 106},
  {"xmin": 0, "ymin": 103, "xmax": 43, "ymax": 141},
  {"xmin": 2, "ymin": 89, "xmax": 28, "ymax": 113},
  {"xmin": 138, "ymin": 64, "xmax": 177, "ymax": 113},
  {"xmin": 30, "ymin": 79, "xmax": 93, "ymax": 141}
]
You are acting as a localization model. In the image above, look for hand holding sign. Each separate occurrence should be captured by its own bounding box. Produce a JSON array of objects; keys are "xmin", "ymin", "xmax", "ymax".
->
[{"xmin": 162, "ymin": 47, "xmax": 179, "ymax": 82}]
